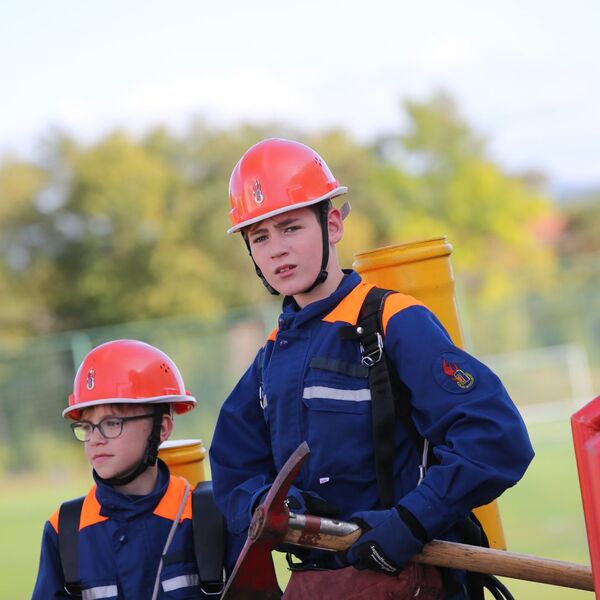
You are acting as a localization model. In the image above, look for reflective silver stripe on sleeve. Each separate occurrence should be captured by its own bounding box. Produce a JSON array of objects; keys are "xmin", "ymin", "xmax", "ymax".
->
[
  {"xmin": 162, "ymin": 573, "xmax": 200, "ymax": 592},
  {"xmin": 303, "ymin": 386, "xmax": 371, "ymax": 402},
  {"xmin": 82, "ymin": 585, "xmax": 118, "ymax": 600}
]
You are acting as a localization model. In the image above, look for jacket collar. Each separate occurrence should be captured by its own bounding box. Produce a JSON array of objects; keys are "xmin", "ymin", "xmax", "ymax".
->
[
  {"xmin": 94, "ymin": 459, "xmax": 170, "ymax": 521},
  {"xmin": 279, "ymin": 270, "xmax": 361, "ymax": 329}
]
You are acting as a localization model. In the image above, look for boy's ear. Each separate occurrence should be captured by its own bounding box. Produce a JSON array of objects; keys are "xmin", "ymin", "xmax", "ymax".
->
[
  {"xmin": 159, "ymin": 412, "xmax": 174, "ymax": 443},
  {"xmin": 327, "ymin": 207, "xmax": 344, "ymax": 245}
]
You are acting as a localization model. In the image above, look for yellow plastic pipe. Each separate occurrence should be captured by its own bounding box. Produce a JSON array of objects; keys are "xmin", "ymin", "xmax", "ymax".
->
[
  {"xmin": 158, "ymin": 438, "xmax": 208, "ymax": 486},
  {"xmin": 353, "ymin": 236, "xmax": 507, "ymax": 550}
]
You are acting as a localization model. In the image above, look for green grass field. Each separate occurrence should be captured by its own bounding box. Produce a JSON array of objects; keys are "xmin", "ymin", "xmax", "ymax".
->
[{"xmin": 1, "ymin": 418, "xmax": 593, "ymax": 599}]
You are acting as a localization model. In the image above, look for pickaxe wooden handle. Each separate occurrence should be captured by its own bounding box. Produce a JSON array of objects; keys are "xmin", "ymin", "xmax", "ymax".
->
[
  {"xmin": 222, "ymin": 442, "xmax": 594, "ymax": 598},
  {"xmin": 283, "ymin": 512, "xmax": 594, "ymax": 591}
]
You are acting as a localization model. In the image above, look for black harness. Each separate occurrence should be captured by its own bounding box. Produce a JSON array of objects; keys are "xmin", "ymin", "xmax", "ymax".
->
[
  {"xmin": 339, "ymin": 286, "xmax": 514, "ymax": 600},
  {"xmin": 57, "ymin": 480, "xmax": 226, "ymax": 597}
]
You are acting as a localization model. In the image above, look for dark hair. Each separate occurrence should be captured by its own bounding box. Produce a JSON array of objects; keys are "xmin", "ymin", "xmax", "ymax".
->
[{"xmin": 309, "ymin": 199, "xmax": 332, "ymax": 221}]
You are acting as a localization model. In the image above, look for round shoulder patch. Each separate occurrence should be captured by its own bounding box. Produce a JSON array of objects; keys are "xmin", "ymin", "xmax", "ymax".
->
[{"xmin": 433, "ymin": 352, "xmax": 477, "ymax": 393}]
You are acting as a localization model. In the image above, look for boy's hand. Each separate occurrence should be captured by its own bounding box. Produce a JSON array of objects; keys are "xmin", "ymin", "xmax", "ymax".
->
[{"xmin": 344, "ymin": 508, "xmax": 424, "ymax": 575}]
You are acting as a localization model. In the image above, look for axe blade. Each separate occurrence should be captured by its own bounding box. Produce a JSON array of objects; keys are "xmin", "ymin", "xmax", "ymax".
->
[
  {"xmin": 221, "ymin": 537, "xmax": 281, "ymax": 600},
  {"xmin": 221, "ymin": 442, "xmax": 311, "ymax": 599}
]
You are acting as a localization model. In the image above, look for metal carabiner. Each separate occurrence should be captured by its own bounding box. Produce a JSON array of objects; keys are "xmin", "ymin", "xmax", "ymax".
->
[{"xmin": 360, "ymin": 332, "xmax": 384, "ymax": 367}]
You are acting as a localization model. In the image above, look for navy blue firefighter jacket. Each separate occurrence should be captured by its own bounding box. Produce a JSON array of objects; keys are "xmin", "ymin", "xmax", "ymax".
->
[
  {"xmin": 210, "ymin": 271, "xmax": 534, "ymax": 567},
  {"xmin": 32, "ymin": 460, "xmax": 208, "ymax": 599}
]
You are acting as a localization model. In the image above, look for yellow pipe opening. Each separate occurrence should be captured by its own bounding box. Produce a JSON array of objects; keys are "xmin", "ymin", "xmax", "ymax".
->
[{"xmin": 158, "ymin": 438, "xmax": 208, "ymax": 486}]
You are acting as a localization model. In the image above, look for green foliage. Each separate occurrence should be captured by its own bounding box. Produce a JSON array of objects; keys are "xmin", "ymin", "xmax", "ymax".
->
[
  {"xmin": 0, "ymin": 471, "xmax": 89, "ymax": 600},
  {"xmin": 377, "ymin": 93, "xmax": 557, "ymax": 306},
  {"xmin": 0, "ymin": 159, "xmax": 49, "ymax": 336},
  {"xmin": 560, "ymin": 192, "xmax": 600, "ymax": 255}
]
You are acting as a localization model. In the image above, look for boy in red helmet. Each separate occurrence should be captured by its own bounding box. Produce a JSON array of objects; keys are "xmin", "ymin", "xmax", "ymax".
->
[
  {"xmin": 210, "ymin": 138, "xmax": 534, "ymax": 599},
  {"xmin": 32, "ymin": 339, "xmax": 217, "ymax": 599}
]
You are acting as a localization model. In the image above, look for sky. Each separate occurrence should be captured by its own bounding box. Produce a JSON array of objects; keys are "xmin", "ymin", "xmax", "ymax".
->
[{"xmin": 1, "ymin": 0, "xmax": 599, "ymax": 194}]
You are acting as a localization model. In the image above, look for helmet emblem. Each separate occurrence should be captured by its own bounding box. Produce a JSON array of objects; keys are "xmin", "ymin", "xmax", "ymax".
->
[
  {"xmin": 86, "ymin": 369, "xmax": 96, "ymax": 391},
  {"xmin": 253, "ymin": 180, "xmax": 264, "ymax": 204}
]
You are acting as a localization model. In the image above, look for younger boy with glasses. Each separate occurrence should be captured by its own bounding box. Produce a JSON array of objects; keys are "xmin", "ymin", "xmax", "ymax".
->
[{"xmin": 32, "ymin": 339, "xmax": 212, "ymax": 599}]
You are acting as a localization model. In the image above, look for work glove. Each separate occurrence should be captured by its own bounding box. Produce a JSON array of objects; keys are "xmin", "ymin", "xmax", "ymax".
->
[
  {"xmin": 280, "ymin": 487, "xmax": 342, "ymax": 569},
  {"xmin": 344, "ymin": 507, "xmax": 425, "ymax": 576},
  {"xmin": 284, "ymin": 486, "xmax": 340, "ymax": 517}
]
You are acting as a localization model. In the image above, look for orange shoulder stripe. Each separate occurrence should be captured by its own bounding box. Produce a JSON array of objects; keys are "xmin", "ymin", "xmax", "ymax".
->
[
  {"xmin": 153, "ymin": 475, "xmax": 193, "ymax": 522},
  {"xmin": 323, "ymin": 282, "xmax": 423, "ymax": 330},
  {"xmin": 49, "ymin": 508, "xmax": 60, "ymax": 533},
  {"xmin": 381, "ymin": 292, "xmax": 424, "ymax": 333},
  {"xmin": 267, "ymin": 327, "xmax": 278, "ymax": 342},
  {"xmin": 322, "ymin": 282, "xmax": 375, "ymax": 325}
]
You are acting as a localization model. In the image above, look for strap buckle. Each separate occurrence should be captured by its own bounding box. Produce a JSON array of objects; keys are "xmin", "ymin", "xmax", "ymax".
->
[
  {"xmin": 201, "ymin": 578, "xmax": 226, "ymax": 596},
  {"xmin": 360, "ymin": 332, "xmax": 384, "ymax": 367}
]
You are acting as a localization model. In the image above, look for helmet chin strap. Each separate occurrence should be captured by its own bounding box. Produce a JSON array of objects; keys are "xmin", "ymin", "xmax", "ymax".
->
[
  {"xmin": 95, "ymin": 407, "xmax": 164, "ymax": 488},
  {"xmin": 300, "ymin": 201, "xmax": 330, "ymax": 294},
  {"xmin": 244, "ymin": 201, "xmax": 330, "ymax": 297}
]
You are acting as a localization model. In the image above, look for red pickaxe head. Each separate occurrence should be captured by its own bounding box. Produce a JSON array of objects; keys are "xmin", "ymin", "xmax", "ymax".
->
[{"xmin": 221, "ymin": 442, "xmax": 310, "ymax": 599}]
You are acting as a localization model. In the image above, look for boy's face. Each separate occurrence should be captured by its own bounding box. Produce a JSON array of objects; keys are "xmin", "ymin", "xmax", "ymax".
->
[
  {"xmin": 246, "ymin": 206, "xmax": 343, "ymax": 299},
  {"xmin": 79, "ymin": 403, "xmax": 167, "ymax": 481}
]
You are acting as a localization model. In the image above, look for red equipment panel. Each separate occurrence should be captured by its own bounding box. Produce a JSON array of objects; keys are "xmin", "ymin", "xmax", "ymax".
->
[{"xmin": 571, "ymin": 395, "xmax": 600, "ymax": 598}]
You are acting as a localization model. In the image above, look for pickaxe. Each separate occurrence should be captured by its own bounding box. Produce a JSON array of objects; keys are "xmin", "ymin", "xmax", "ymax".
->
[{"xmin": 222, "ymin": 441, "xmax": 594, "ymax": 599}]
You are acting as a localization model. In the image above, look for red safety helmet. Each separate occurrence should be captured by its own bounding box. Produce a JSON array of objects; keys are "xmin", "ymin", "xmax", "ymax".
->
[
  {"xmin": 64, "ymin": 339, "xmax": 196, "ymax": 420},
  {"xmin": 227, "ymin": 138, "xmax": 348, "ymax": 234}
]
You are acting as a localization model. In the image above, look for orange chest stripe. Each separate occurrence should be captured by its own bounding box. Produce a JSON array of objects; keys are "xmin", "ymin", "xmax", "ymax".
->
[
  {"xmin": 153, "ymin": 476, "xmax": 193, "ymax": 522},
  {"xmin": 50, "ymin": 486, "xmax": 109, "ymax": 533},
  {"xmin": 49, "ymin": 487, "xmax": 107, "ymax": 534},
  {"xmin": 51, "ymin": 477, "xmax": 194, "ymax": 533},
  {"xmin": 80, "ymin": 486, "xmax": 109, "ymax": 530}
]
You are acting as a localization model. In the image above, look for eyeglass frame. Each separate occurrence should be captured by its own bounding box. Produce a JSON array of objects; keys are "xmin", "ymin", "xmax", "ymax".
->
[{"xmin": 70, "ymin": 413, "xmax": 155, "ymax": 442}]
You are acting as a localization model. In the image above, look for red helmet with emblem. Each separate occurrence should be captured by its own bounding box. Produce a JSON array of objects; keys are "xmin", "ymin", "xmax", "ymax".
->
[
  {"xmin": 64, "ymin": 339, "xmax": 196, "ymax": 420},
  {"xmin": 227, "ymin": 138, "xmax": 348, "ymax": 233}
]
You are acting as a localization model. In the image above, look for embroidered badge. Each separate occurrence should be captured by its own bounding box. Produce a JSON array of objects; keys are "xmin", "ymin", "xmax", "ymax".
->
[
  {"xmin": 433, "ymin": 352, "xmax": 477, "ymax": 393},
  {"xmin": 253, "ymin": 180, "xmax": 264, "ymax": 204},
  {"xmin": 86, "ymin": 368, "xmax": 95, "ymax": 391},
  {"xmin": 442, "ymin": 358, "xmax": 475, "ymax": 390}
]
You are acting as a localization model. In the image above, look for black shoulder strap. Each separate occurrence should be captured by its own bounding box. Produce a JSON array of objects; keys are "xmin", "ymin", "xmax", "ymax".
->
[
  {"xmin": 356, "ymin": 287, "xmax": 399, "ymax": 509},
  {"xmin": 343, "ymin": 288, "xmax": 510, "ymax": 596},
  {"xmin": 358, "ymin": 290, "xmax": 509, "ymax": 598},
  {"xmin": 192, "ymin": 481, "xmax": 226, "ymax": 594},
  {"xmin": 58, "ymin": 496, "xmax": 84, "ymax": 597},
  {"xmin": 339, "ymin": 286, "xmax": 423, "ymax": 508}
]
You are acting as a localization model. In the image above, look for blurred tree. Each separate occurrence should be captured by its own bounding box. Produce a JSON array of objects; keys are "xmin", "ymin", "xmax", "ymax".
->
[
  {"xmin": 559, "ymin": 191, "xmax": 600, "ymax": 255},
  {"xmin": 140, "ymin": 121, "xmax": 289, "ymax": 310},
  {"xmin": 369, "ymin": 93, "xmax": 559, "ymax": 350},
  {"xmin": 0, "ymin": 157, "xmax": 50, "ymax": 336},
  {"xmin": 0, "ymin": 93, "xmax": 560, "ymax": 348}
]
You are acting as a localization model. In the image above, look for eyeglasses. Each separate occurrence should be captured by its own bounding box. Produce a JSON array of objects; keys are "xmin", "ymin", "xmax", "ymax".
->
[{"xmin": 70, "ymin": 414, "xmax": 155, "ymax": 442}]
